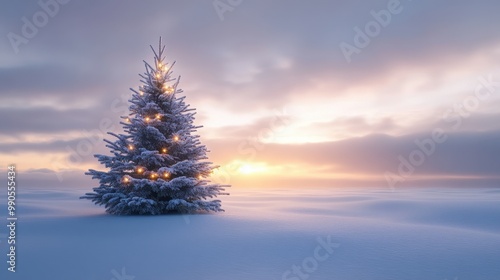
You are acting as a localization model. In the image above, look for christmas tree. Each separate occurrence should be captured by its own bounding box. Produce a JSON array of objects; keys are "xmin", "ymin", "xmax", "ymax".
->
[{"xmin": 81, "ymin": 38, "xmax": 229, "ymax": 215}]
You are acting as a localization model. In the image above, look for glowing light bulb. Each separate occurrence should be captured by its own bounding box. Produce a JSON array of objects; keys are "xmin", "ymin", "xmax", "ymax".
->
[
  {"xmin": 198, "ymin": 175, "xmax": 202, "ymax": 180},
  {"xmin": 156, "ymin": 73, "xmax": 161, "ymax": 79},
  {"xmin": 139, "ymin": 91, "xmax": 144, "ymax": 96},
  {"xmin": 161, "ymin": 148, "xmax": 167, "ymax": 153},
  {"xmin": 126, "ymin": 117, "xmax": 130, "ymax": 123},
  {"xmin": 173, "ymin": 135, "xmax": 179, "ymax": 142},
  {"xmin": 128, "ymin": 144, "xmax": 134, "ymax": 150},
  {"xmin": 163, "ymin": 85, "xmax": 173, "ymax": 94},
  {"xmin": 137, "ymin": 167, "xmax": 144, "ymax": 173},
  {"xmin": 156, "ymin": 114, "xmax": 161, "ymax": 119},
  {"xmin": 150, "ymin": 173, "xmax": 157, "ymax": 179},
  {"xmin": 163, "ymin": 172, "xmax": 170, "ymax": 178},
  {"xmin": 145, "ymin": 117, "xmax": 150, "ymax": 122},
  {"xmin": 123, "ymin": 176, "xmax": 130, "ymax": 183}
]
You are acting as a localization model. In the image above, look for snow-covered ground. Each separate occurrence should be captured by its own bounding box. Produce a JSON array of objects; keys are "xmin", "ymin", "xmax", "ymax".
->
[{"xmin": 1, "ymin": 186, "xmax": 499, "ymax": 280}]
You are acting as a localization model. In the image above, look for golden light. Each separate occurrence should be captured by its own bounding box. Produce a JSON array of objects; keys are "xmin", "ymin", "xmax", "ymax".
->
[
  {"xmin": 156, "ymin": 114, "xmax": 161, "ymax": 120},
  {"xmin": 163, "ymin": 85, "xmax": 174, "ymax": 93},
  {"xmin": 156, "ymin": 73, "xmax": 161, "ymax": 79},
  {"xmin": 139, "ymin": 90, "xmax": 144, "ymax": 96},
  {"xmin": 122, "ymin": 176, "xmax": 130, "ymax": 183},
  {"xmin": 145, "ymin": 117, "xmax": 150, "ymax": 122},
  {"xmin": 126, "ymin": 117, "xmax": 131, "ymax": 123},
  {"xmin": 237, "ymin": 162, "xmax": 268, "ymax": 175},
  {"xmin": 163, "ymin": 172, "xmax": 170, "ymax": 178},
  {"xmin": 173, "ymin": 135, "xmax": 179, "ymax": 142},
  {"xmin": 128, "ymin": 144, "xmax": 134, "ymax": 150},
  {"xmin": 137, "ymin": 167, "xmax": 144, "ymax": 174},
  {"xmin": 198, "ymin": 175, "xmax": 203, "ymax": 180},
  {"xmin": 150, "ymin": 173, "xmax": 157, "ymax": 179},
  {"xmin": 161, "ymin": 148, "xmax": 167, "ymax": 153}
]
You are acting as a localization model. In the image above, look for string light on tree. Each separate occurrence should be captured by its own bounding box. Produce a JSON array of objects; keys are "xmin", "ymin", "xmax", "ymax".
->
[
  {"xmin": 82, "ymin": 37, "xmax": 229, "ymax": 215},
  {"xmin": 163, "ymin": 85, "xmax": 174, "ymax": 93}
]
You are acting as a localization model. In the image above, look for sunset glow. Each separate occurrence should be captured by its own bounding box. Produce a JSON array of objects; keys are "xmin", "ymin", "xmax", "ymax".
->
[
  {"xmin": 237, "ymin": 162, "xmax": 268, "ymax": 175},
  {"xmin": 1, "ymin": 1, "xmax": 499, "ymax": 190},
  {"xmin": 3, "ymin": 2, "xmax": 500, "ymax": 280}
]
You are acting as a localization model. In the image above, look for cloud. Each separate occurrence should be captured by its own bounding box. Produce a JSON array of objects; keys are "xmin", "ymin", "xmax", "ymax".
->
[
  {"xmin": 205, "ymin": 129, "xmax": 500, "ymax": 178},
  {"xmin": 304, "ymin": 116, "xmax": 398, "ymax": 139},
  {"xmin": 14, "ymin": 126, "xmax": 500, "ymax": 189},
  {"xmin": 3, "ymin": 128, "xmax": 499, "ymax": 189},
  {"xmin": 3, "ymin": 0, "xmax": 500, "ymax": 109},
  {"xmin": 0, "ymin": 105, "xmax": 124, "ymax": 135},
  {"xmin": 0, "ymin": 64, "xmax": 94, "ymax": 94},
  {"xmin": 1, "ymin": 0, "xmax": 500, "ymax": 189}
]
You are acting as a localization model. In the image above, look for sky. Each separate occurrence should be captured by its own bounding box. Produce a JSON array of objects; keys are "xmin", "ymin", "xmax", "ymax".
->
[{"xmin": 1, "ymin": 0, "xmax": 500, "ymax": 189}]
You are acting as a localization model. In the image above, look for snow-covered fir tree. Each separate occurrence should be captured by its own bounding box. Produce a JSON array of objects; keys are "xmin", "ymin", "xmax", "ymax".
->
[{"xmin": 81, "ymin": 38, "xmax": 229, "ymax": 215}]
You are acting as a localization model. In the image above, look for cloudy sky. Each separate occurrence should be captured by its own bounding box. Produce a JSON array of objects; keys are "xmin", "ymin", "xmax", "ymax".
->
[{"xmin": 1, "ymin": 0, "xmax": 499, "ymax": 189}]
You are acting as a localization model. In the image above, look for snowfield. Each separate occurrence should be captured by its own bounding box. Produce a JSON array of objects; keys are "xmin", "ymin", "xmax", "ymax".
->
[{"xmin": 1, "ymin": 186, "xmax": 499, "ymax": 280}]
